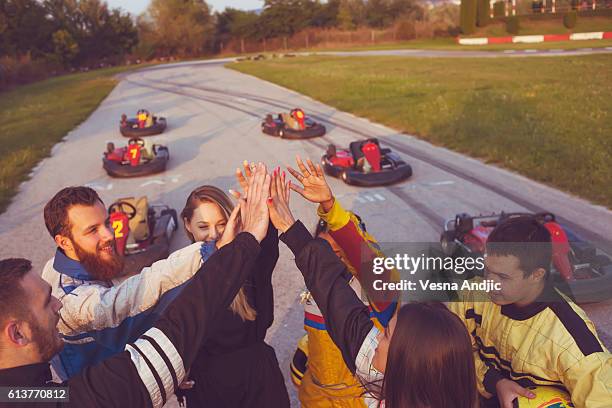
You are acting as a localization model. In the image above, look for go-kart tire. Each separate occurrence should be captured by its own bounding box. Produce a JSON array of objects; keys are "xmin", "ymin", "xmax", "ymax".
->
[
  {"xmin": 326, "ymin": 144, "xmax": 337, "ymax": 157},
  {"xmin": 440, "ymin": 230, "xmax": 457, "ymax": 256},
  {"xmin": 102, "ymin": 147, "xmax": 169, "ymax": 178},
  {"xmin": 161, "ymin": 208, "xmax": 178, "ymax": 231},
  {"xmin": 261, "ymin": 122, "xmax": 280, "ymax": 137},
  {"xmin": 120, "ymin": 117, "xmax": 167, "ymax": 137},
  {"xmin": 280, "ymin": 123, "xmax": 326, "ymax": 140},
  {"xmin": 557, "ymin": 263, "xmax": 612, "ymax": 304},
  {"xmin": 341, "ymin": 164, "xmax": 412, "ymax": 187}
]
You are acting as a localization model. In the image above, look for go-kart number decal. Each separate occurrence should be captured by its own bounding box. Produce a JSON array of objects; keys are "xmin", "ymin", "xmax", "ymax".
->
[
  {"xmin": 112, "ymin": 220, "xmax": 126, "ymax": 238},
  {"xmin": 129, "ymin": 147, "xmax": 139, "ymax": 159}
]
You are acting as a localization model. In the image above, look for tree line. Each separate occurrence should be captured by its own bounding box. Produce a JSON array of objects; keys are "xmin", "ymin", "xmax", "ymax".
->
[
  {"xmin": 2, "ymin": 0, "xmax": 436, "ymax": 64},
  {"xmin": 1, "ymin": 0, "xmax": 137, "ymax": 66}
]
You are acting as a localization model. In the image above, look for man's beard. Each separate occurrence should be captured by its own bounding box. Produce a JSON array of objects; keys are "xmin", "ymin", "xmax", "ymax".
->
[
  {"xmin": 74, "ymin": 239, "xmax": 124, "ymax": 281},
  {"xmin": 30, "ymin": 313, "xmax": 63, "ymax": 362}
]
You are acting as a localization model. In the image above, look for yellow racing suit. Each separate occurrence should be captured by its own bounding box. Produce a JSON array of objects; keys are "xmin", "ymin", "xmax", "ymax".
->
[
  {"xmin": 294, "ymin": 199, "xmax": 398, "ymax": 408},
  {"xmin": 448, "ymin": 287, "xmax": 612, "ymax": 407}
]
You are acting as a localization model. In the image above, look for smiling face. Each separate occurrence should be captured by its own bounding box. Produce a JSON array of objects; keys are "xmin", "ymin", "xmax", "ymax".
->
[
  {"xmin": 59, "ymin": 202, "xmax": 124, "ymax": 280},
  {"xmin": 184, "ymin": 201, "xmax": 228, "ymax": 243}
]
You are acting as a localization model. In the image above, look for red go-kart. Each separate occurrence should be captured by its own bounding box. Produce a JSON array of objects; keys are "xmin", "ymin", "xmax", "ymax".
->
[
  {"xmin": 261, "ymin": 108, "xmax": 326, "ymax": 139},
  {"xmin": 440, "ymin": 212, "xmax": 612, "ymax": 303},
  {"xmin": 108, "ymin": 197, "xmax": 178, "ymax": 274},
  {"xmin": 322, "ymin": 138, "xmax": 412, "ymax": 187},
  {"xmin": 103, "ymin": 137, "xmax": 169, "ymax": 178}
]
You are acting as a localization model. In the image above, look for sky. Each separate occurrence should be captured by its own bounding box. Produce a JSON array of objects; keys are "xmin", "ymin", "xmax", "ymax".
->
[{"xmin": 106, "ymin": 0, "xmax": 264, "ymax": 15}]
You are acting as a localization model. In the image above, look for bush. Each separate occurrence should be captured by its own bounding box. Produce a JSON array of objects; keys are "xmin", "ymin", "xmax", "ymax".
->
[
  {"xmin": 477, "ymin": 0, "xmax": 491, "ymax": 27},
  {"xmin": 493, "ymin": 1, "xmax": 506, "ymax": 17},
  {"xmin": 563, "ymin": 11, "xmax": 577, "ymax": 29},
  {"xmin": 0, "ymin": 55, "xmax": 63, "ymax": 91},
  {"xmin": 506, "ymin": 15, "xmax": 520, "ymax": 34},
  {"xmin": 395, "ymin": 19, "xmax": 417, "ymax": 40},
  {"xmin": 460, "ymin": 0, "xmax": 477, "ymax": 34}
]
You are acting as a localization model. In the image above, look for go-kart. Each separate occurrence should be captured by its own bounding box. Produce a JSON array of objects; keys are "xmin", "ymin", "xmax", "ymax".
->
[
  {"xmin": 119, "ymin": 110, "xmax": 167, "ymax": 137},
  {"xmin": 322, "ymin": 138, "xmax": 412, "ymax": 187},
  {"xmin": 108, "ymin": 197, "xmax": 178, "ymax": 274},
  {"xmin": 440, "ymin": 212, "xmax": 612, "ymax": 303},
  {"xmin": 261, "ymin": 108, "xmax": 326, "ymax": 139},
  {"xmin": 103, "ymin": 137, "xmax": 169, "ymax": 178}
]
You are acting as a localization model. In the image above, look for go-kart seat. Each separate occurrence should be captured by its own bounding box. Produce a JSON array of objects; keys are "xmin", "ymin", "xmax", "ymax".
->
[
  {"xmin": 119, "ymin": 196, "xmax": 150, "ymax": 244},
  {"xmin": 349, "ymin": 141, "xmax": 365, "ymax": 161},
  {"xmin": 281, "ymin": 112, "xmax": 300, "ymax": 130},
  {"xmin": 140, "ymin": 138, "xmax": 154, "ymax": 161},
  {"xmin": 349, "ymin": 140, "xmax": 381, "ymax": 172}
]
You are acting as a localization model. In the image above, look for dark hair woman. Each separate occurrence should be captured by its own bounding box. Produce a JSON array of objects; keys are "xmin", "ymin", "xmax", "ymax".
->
[
  {"xmin": 372, "ymin": 302, "xmax": 478, "ymax": 408},
  {"xmin": 179, "ymin": 183, "xmax": 289, "ymax": 408},
  {"xmin": 269, "ymin": 159, "xmax": 478, "ymax": 408}
]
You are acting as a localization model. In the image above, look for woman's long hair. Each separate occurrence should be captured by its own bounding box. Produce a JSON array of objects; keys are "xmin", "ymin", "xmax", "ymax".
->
[
  {"xmin": 181, "ymin": 185, "xmax": 257, "ymax": 321},
  {"xmin": 372, "ymin": 302, "xmax": 478, "ymax": 408}
]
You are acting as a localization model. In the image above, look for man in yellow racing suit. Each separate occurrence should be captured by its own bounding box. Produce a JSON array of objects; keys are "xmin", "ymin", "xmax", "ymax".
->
[{"xmin": 291, "ymin": 198, "xmax": 398, "ymax": 407}]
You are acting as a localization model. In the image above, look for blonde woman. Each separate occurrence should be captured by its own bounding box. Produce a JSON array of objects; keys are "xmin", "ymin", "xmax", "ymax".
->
[{"xmin": 179, "ymin": 178, "xmax": 289, "ymax": 407}]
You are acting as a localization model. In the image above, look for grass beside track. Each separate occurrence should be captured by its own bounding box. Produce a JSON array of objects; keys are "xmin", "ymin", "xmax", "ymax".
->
[
  {"xmin": 230, "ymin": 55, "xmax": 612, "ymax": 208},
  {"xmin": 0, "ymin": 65, "xmax": 142, "ymax": 214},
  {"xmin": 300, "ymin": 37, "xmax": 612, "ymax": 52}
]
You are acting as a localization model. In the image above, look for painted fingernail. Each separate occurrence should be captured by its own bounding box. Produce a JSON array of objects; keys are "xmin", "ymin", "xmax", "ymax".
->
[
  {"xmin": 283, "ymin": 171, "xmax": 286, "ymax": 178},
  {"xmin": 267, "ymin": 197, "xmax": 273, "ymax": 203}
]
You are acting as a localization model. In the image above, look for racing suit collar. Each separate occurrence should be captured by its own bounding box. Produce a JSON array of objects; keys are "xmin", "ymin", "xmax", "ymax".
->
[
  {"xmin": 500, "ymin": 281, "xmax": 561, "ymax": 321},
  {"xmin": 53, "ymin": 248, "xmax": 95, "ymax": 281},
  {"xmin": 200, "ymin": 240, "xmax": 217, "ymax": 262}
]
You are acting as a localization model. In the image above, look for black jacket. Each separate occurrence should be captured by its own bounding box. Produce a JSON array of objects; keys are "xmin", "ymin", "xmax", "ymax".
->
[
  {"xmin": 0, "ymin": 232, "xmax": 261, "ymax": 408},
  {"xmin": 184, "ymin": 224, "xmax": 290, "ymax": 408},
  {"xmin": 280, "ymin": 221, "xmax": 374, "ymax": 373}
]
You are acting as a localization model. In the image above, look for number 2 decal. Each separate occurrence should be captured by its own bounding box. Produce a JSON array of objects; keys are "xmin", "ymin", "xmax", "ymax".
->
[{"xmin": 112, "ymin": 220, "xmax": 125, "ymax": 238}]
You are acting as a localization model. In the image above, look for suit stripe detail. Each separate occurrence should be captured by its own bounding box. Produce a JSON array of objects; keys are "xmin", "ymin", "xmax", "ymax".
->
[
  {"xmin": 549, "ymin": 301, "xmax": 603, "ymax": 356},
  {"xmin": 143, "ymin": 327, "xmax": 186, "ymax": 385},
  {"xmin": 141, "ymin": 334, "xmax": 179, "ymax": 393},
  {"xmin": 126, "ymin": 343, "xmax": 165, "ymax": 408}
]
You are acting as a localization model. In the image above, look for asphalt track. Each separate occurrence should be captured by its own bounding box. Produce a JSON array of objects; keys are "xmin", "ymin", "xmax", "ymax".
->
[{"xmin": 0, "ymin": 56, "xmax": 610, "ymax": 406}]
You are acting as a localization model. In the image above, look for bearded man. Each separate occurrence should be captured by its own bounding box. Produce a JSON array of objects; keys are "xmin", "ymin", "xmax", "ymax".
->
[{"xmin": 41, "ymin": 186, "xmax": 207, "ymax": 380}]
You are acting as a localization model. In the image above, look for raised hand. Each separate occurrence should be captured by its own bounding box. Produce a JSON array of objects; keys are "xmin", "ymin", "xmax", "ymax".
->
[
  {"xmin": 229, "ymin": 160, "xmax": 255, "ymax": 200},
  {"xmin": 287, "ymin": 155, "xmax": 334, "ymax": 209},
  {"xmin": 268, "ymin": 167, "xmax": 295, "ymax": 233},
  {"xmin": 216, "ymin": 205, "xmax": 241, "ymax": 249},
  {"xmin": 240, "ymin": 163, "xmax": 271, "ymax": 243}
]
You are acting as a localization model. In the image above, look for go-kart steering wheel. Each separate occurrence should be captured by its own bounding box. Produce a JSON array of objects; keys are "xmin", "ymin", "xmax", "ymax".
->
[
  {"xmin": 108, "ymin": 201, "xmax": 137, "ymax": 220},
  {"xmin": 128, "ymin": 137, "xmax": 146, "ymax": 147}
]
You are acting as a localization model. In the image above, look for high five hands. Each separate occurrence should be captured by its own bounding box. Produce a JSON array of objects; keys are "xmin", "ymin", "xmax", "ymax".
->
[
  {"xmin": 231, "ymin": 155, "xmax": 336, "ymax": 236},
  {"xmin": 287, "ymin": 155, "xmax": 335, "ymax": 212},
  {"xmin": 237, "ymin": 163, "xmax": 271, "ymax": 243}
]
